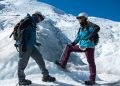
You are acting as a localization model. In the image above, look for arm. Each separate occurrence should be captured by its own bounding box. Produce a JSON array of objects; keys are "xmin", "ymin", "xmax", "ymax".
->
[
  {"xmin": 88, "ymin": 23, "xmax": 100, "ymax": 39},
  {"xmin": 19, "ymin": 18, "xmax": 32, "ymax": 30},
  {"xmin": 73, "ymin": 34, "xmax": 80, "ymax": 44},
  {"xmin": 71, "ymin": 31, "xmax": 81, "ymax": 46}
]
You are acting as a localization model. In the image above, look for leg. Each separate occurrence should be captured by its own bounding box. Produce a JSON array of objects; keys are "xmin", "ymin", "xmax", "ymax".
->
[
  {"xmin": 59, "ymin": 45, "xmax": 85, "ymax": 67},
  {"xmin": 85, "ymin": 48, "xmax": 96, "ymax": 81},
  {"xmin": 31, "ymin": 46, "xmax": 49, "ymax": 76},
  {"xmin": 18, "ymin": 46, "xmax": 32, "ymax": 80}
]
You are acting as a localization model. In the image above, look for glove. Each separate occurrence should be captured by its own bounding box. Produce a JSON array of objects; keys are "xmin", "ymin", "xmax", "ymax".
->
[
  {"xmin": 35, "ymin": 42, "xmax": 41, "ymax": 47},
  {"xmin": 71, "ymin": 42, "xmax": 76, "ymax": 46},
  {"xmin": 67, "ymin": 43, "xmax": 72, "ymax": 47},
  {"xmin": 67, "ymin": 42, "xmax": 76, "ymax": 47},
  {"xmin": 21, "ymin": 44, "xmax": 27, "ymax": 52}
]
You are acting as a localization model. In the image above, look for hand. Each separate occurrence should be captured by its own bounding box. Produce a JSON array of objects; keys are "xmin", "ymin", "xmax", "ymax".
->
[
  {"xmin": 71, "ymin": 42, "xmax": 76, "ymax": 46},
  {"xmin": 35, "ymin": 42, "xmax": 41, "ymax": 46},
  {"xmin": 21, "ymin": 44, "xmax": 27, "ymax": 52},
  {"xmin": 67, "ymin": 42, "xmax": 76, "ymax": 47},
  {"xmin": 67, "ymin": 43, "xmax": 72, "ymax": 47}
]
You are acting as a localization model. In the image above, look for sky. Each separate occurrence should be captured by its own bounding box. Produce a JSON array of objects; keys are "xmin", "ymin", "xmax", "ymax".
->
[{"xmin": 39, "ymin": 0, "xmax": 120, "ymax": 21}]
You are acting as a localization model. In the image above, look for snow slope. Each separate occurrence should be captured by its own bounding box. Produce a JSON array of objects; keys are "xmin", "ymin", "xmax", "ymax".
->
[{"xmin": 0, "ymin": 0, "xmax": 120, "ymax": 85}]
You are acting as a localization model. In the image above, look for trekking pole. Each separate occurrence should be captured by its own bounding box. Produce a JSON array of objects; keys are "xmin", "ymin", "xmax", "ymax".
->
[
  {"xmin": 0, "ymin": 14, "xmax": 20, "ymax": 17},
  {"xmin": 9, "ymin": 32, "xmax": 14, "ymax": 38}
]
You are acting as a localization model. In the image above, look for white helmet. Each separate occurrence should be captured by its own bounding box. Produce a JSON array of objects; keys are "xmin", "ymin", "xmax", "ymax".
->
[{"xmin": 77, "ymin": 12, "xmax": 88, "ymax": 19}]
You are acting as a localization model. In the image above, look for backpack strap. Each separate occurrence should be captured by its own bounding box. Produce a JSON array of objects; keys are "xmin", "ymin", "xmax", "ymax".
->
[
  {"xmin": 77, "ymin": 25, "xmax": 90, "ymax": 35},
  {"xmin": 89, "ymin": 22, "xmax": 100, "ymax": 38},
  {"xmin": 77, "ymin": 28, "xmax": 81, "ymax": 34},
  {"xmin": 9, "ymin": 32, "xmax": 13, "ymax": 38}
]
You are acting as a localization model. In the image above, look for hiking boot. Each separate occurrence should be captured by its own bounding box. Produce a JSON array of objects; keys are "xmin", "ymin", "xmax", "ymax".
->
[
  {"xmin": 42, "ymin": 75, "xmax": 56, "ymax": 82},
  {"xmin": 85, "ymin": 80, "xmax": 95, "ymax": 85},
  {"xmin": 19, "ymin": 79, "xmax": 32, "ymax": 85},
  {"xmin": 55, "ymin": 60, "xmax": 66, "ymax": 69}
]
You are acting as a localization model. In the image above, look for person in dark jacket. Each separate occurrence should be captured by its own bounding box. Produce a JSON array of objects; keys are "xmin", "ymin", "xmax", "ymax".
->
[
  {"xmin": 18, "ymin": 12, "xmax": 56, "ymax": 85},
  {"xmin": 55, "ymin": 12, "xmax": 100, "ymax": 85}
]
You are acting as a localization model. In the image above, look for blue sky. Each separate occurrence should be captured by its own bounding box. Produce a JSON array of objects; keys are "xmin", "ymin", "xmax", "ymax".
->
[{"xmin": 39, "ymin": 0, "xmax": 120, "ymax": 21}]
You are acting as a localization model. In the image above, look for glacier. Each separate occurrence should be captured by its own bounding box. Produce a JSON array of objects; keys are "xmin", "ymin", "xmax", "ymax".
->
[{"xmin": 0, "ymin": 0, "xmax": 120, "ymax": 86}]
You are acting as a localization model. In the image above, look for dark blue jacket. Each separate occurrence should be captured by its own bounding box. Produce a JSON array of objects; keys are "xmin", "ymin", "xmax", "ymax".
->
[{"xmin": 19, "ymin": 16, "xmax": 37, "ymax": 46}]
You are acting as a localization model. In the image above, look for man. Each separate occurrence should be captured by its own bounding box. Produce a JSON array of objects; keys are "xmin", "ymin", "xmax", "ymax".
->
[
  {"xmin": 18, "ymin": 12, "xmax": 56, "ymax": 85},
  {"xmin": 55, "ymin": 12, "xmax": 100, "ymax": 85}
]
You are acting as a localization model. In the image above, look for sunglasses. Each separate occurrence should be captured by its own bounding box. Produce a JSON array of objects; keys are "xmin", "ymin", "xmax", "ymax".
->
[{"xmin": 76, "ymin": 16, "xmax": 86, "ymax": 20}]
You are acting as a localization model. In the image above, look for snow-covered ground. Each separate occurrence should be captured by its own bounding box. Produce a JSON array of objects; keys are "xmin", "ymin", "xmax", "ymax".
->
[{"xmin": 0, "ymin": 0, "xmax": 120, "ymax": 86}]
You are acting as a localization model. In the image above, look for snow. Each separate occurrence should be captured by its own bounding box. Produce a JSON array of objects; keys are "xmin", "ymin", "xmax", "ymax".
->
[{"xmin": 0, "ymin": 0, "xmax": 120, "ymax": 85}]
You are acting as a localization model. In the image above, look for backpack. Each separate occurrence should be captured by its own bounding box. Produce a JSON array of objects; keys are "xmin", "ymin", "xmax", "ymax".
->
[
  {"xmin": 9, "ymin": 14, "xmax": 33, "ymax": 51},
  {"xmin": 9, "ymin": 19, "xmax": 24, "ymax": 40},
  {"xmin": 90, "ymin": 32, "xmax": 99, "ymax": 45},
  {"xmin": 9, "ymin": 14, "xmax": 32, "ymax": 41},
  {"xmin": 88, "ymin": 22, "xmax": 100, "ymax": 45}
]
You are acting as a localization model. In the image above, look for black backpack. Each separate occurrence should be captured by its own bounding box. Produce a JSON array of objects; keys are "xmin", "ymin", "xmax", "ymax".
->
[
  {"xmin": 9, "ymin": 19, "xmax": 24, "ymax": 40},
  {"xmin": 9, "ymin": 14, "xmax": 32, "ymax": 41},
  {"xmin": 90, "ymin": 33, "xmax": 99, "ymax": 45},
  {"xmin": 9, "ymin": 14, "xmax": 33, "ymax": 51}
]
